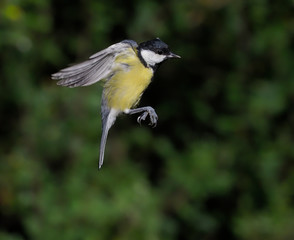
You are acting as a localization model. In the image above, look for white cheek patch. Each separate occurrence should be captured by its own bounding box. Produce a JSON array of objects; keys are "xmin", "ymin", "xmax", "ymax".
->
[{"xmin": 141, "ymin": 49, "xmax": 166, "ymax": 66}]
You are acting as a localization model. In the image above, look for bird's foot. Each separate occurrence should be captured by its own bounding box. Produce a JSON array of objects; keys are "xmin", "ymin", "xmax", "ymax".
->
[{"xmin": 137, "ymin": 107, "xmax": 158, "ymax": 127}]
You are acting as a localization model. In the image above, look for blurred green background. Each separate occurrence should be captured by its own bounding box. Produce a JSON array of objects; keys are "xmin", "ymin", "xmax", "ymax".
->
[{"xmin": 1, "ymin": 0, "xmax": 294, "ymax": 239}]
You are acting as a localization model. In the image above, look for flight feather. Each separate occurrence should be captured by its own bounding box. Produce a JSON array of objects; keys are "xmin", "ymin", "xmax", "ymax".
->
[{"xmin": 51, "ymin": 40, "xmax": 138, "ymax": 88}]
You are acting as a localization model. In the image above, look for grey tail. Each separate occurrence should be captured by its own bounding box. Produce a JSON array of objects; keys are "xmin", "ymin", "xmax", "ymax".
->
[{"xmin": 99, "ymin": 103, "xmax": 119, "ymax": 169}]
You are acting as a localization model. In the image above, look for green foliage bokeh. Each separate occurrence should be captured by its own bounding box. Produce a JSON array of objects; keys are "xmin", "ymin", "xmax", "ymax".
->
[{"xmin": 1, "ymin": 0, "xmax": 294, "ymax": 239}]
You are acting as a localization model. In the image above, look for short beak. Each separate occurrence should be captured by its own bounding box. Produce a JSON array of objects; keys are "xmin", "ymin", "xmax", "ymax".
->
[{"xmin": 168, "ymin": 52, "xmax": 181, "ymax": 59}]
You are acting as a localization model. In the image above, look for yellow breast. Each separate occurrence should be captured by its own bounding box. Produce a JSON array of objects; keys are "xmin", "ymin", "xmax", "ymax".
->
[{"xmin": 104, "ymin": 52, "xmax": 153, "ymax": 111}]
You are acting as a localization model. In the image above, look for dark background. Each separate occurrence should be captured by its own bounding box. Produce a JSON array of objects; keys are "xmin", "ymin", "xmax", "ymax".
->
[{"xmin": 1, "ymin": 0, "xmax": 294, "ymax": 239}]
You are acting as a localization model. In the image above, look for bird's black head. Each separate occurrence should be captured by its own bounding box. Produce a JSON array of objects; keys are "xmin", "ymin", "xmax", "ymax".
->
[{"xmin": 138, "ymin": 38, "xmax": 180, "ymax": 68}]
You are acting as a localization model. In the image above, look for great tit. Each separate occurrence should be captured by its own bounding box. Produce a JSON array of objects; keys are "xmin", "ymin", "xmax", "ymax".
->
[{"xmin": 52, "ymin": 38, "xmax": 180, "ymax": 169}]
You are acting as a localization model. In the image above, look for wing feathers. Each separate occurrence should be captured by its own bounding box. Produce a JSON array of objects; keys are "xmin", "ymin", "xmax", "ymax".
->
[
  {"xmin": 52, "ymin": 40, "xmax": 138, "ymax": 88},
  {"xmin": 54, "ymin": 57, "xmax": 110, "ymax": 88}
]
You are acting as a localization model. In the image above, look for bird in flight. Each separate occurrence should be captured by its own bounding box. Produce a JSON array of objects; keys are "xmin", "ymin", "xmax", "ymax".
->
[{"xmin": 52, "ymin": 38, "xmax": 180, "ymax": 169}]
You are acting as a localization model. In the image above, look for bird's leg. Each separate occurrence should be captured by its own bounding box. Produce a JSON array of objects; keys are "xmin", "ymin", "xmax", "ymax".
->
[{"xmin": 126, "ymin": 106, "xmax": 158, "ymax": 127}]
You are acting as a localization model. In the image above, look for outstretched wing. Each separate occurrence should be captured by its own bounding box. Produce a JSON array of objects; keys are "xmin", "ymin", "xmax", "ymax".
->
[{"xmin": 51, "ymin": 40, "xmax": 138, "ymax": 88}]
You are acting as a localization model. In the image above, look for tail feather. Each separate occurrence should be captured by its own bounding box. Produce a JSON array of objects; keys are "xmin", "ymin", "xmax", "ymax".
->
[{"xmin": 99, "ymin": 108, "xmax": 119, "ymax": 169}]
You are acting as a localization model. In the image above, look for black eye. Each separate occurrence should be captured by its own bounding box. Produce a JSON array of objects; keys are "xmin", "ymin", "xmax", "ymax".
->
[{"xmin": 157, "ymin": 49, "xmax": 163, "ymax": 55}]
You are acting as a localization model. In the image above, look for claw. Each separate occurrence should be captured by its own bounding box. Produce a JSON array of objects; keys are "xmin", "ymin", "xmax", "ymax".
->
[
  {"xmin": 137, "ymin": 111, "xmax": 148, "ymax": 125},
  {"xmin": 149, "ymin": 122, "xmax": 157, "ymax": 128},
  {"xmin": 148, "ymin": 114, "xmax": 158, "ymax": 128},
  {"xmin": 146, "ymin": 108, "xmax": 158, "ymax": 127},
  {"xmin": 137, "ymin": 116, "xmax": 141, "ymax": 125}
]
